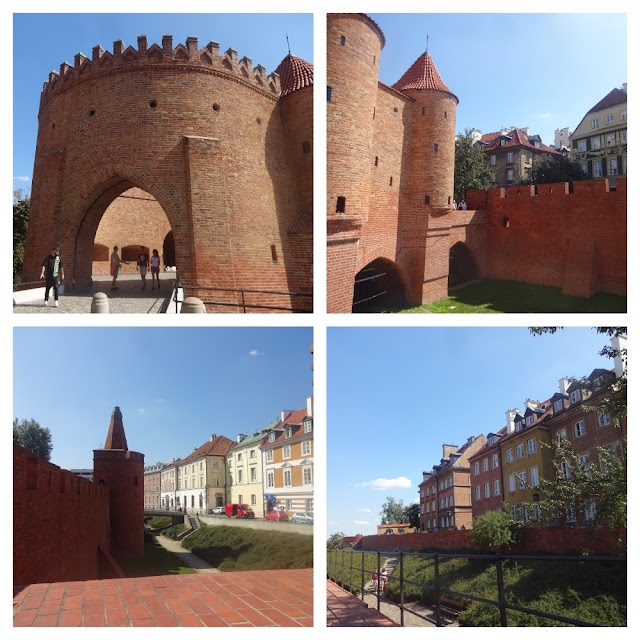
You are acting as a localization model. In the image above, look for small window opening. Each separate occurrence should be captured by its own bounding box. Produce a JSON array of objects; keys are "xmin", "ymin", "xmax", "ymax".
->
[
  {"xmin": 393, "ymin": 107, "xmax": 398, "ymax": 113},
  {"xmin": 444, "ymin": 110, "xmax": 447, "ymax": 119},
  {"xmin": 89, "ymin": 109, "xmax": 95, "ymax": 117},
  {"xmin": 302, "ymin": 141, "xmax": 311, "ymax": 153},
  {"xmin": 422, "ymin": 107, "xmax": 426, "ymax": 116},
  {"xmin": 149, "ymin": 100, "xmax": 157, "ymax": 108},
  {"xmin": 503, "ymin": 216, "xmax": 510, "ymax": 228},
  {"xmin": 373, "ymin": 107, "xmax": 375, "ymax": 119},
  {"xmin": 336, "ymin": 196, "xmax": 346, "ymax": 213},
  {"xmin": 98, "ymin": 479, "xmax": 105, "ymax": 486},
  {"xmin": 374, "ymin": 156, "xmax": 378, "ymax": 167},
  {"xmin": 340, "ymin": 36, "xmax": 346, "ymax": 46},
  {"xmin": 425, "ymin": 195, "xmax": 430, "ymax": 205},
  {"xmin": 434, "ymin": 143, "xmax": 438, "ymax": 152},
  {"xmin": 134, "ymin": 476, "xmax": 139, "ymax": 486},
  {"xmin": 271, "ymin": 244, "xmax": 278, "ymax": 261},
  {"xmin": 51, "ymin": 123, "xmax": 56, "ymax": 130},
  {"xmin": 327, "ymin": 86, "xmax": 332, "ymax": 101},
  {"xmin": 212, "ymin": 103, "xmax": 220, "ymax": 111},
  {"xmin": 389, "ymin": 176, "xmax": 393, "ymax": 186},
  {"xmin": 448, "ymin": 196, "xmax": 451, "ymax": 205},
  {"xmin": 256, "ymin": 117, "xmax": 262, "ymax": 124}
]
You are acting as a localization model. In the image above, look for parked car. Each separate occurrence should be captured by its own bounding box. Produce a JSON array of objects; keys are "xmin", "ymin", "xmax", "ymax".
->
[
  {"xmin": 265, "ymin": 510, "xmax": 289, "ymax": 521},
  {"xmin": 291, "ymin": 511, "xmax": 313, "ymax": 524},
  {"xmin": 211, "ymin": 506, "xmax": 224, "ymax": 514},
  {"xmin": 225, "ymin": 503, "xmax": 255, "ymax": 518}
]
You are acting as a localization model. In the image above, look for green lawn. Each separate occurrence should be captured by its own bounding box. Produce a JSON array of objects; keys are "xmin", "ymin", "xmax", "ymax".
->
[
  {"xmin": 118, "ymin": 536, "xmax": 197, "ymax": 577},
  {"xmin": 397, "ymin": 279, "xmax": 627, "ymax": 314},
  {"xmin": 182, "ymin": 524, "xmax": 313, "ymax": 572}
]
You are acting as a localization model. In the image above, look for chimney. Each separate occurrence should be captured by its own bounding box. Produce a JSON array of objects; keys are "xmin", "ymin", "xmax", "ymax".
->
[
  {"xmin": 622, "ymin": 83, "xmax": 627, "ymax": 92},
  {"xmin": 209, "ymin": 434, "xmax": 217, "ymax": 442},
  {"xmin": 442, "ymin": 444, "xmax": 458, "ymax": 460},
  {"xmin": 611, "ymin": 334, "xmax": 627, "ymax": 378},
  {"xmin": 236, "ymin": 434, "xmax": 247, "ymax": 443},
  {"xmin": 505, "ymin": 409, "xmax": 519, "ymax": 434},
  {"xmin": 558, "ymin": 377, "xmax": 571, "ymax": 394},
  {"xmin": 307, "ymin": 395, "xmax": 313, "ymax": 417},
  {"xmin": 281, "ymin": 409, "xmax": 293, "ymax": 422},
  {"xmin": 524, "ymin": 399, "xmax": 539, "ymax": 411}
]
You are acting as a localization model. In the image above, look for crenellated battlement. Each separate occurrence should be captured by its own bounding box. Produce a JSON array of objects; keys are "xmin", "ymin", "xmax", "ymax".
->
[{"xmin": 40, "ymin": 34, "xmax": 282, "ymax": 104}]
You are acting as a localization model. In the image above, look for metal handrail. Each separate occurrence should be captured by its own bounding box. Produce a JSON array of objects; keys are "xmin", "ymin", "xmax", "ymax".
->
[
  {"xmin": 327, "ymin": 548, "xmax": 625, "ymax": 627},
  {"xmin": 174, "ymin": 275, "xmax": 312, "ymax": 313}
]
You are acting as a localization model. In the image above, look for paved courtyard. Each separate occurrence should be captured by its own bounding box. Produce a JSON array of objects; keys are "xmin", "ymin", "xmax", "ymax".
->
[
  {"xmin": 326, "ymin": 580, "xmax": 399, "ymax": 627},
  {"xmin": 14, "ymin": 569, "xmax": 313, "ymax": 627},
  {"xmin": 13, "ymin": 275, "xmax": 176, "ymax": 314}
]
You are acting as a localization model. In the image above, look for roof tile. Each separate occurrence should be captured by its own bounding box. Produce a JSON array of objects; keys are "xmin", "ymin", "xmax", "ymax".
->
[
  {"xmin": 275, "ymin": 54, "xmax": 313, "ymax": 97},
  {"xmin": 392, "ymin": 52, "xmax": 458, "ymax": 103}
]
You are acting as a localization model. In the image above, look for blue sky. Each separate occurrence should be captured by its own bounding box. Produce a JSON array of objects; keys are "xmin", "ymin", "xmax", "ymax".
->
[
  {"xmin": 14, "ymin": 327, "xmax": 313, "ymax": 470},
  {"xmin": 12, "ymin": 12, "xmax": 313, "ymax": 193},
  {"xmin": 370, "ymin": 13, "xmax": 627, "ymax": 147},
  {"xmin": 327, "ymin": 327, "xmax": 618, "ymax": 538}
]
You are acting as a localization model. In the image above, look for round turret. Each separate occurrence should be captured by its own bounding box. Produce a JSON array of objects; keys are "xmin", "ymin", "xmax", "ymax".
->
[{"xmin": 327, "ymin": 13, "xmax": 385, "ymax": 222}]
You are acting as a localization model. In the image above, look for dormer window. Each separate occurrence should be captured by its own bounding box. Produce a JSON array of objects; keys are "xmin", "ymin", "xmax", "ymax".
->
[
  {"xmin": 515, "ymin": 420, "xmax": 522, "ymax": 432},
  {"xmin": 284, "ymin": 426, "xmax": 292, "ymax": 438},
  {"xmin": 525, "ymin": 415, "xmax": 535, "ymax": 427},
  {"xmin": 303, "ymin": 419, "xmax": 312, "ymax": 433},
  {"xmin": 500, "ymin": 139, "xmax": 506, "ymax": 146},
  {"xmin": 269, "ymin": 432, "xmax": 276, "ymax": 443},
  {"xmin": 570, "ymin": 389, "xmax": 582, "ymax": 404},
  {"xmin": 554, "ymin": 399, "xmax": 563, "ymax": 413}
]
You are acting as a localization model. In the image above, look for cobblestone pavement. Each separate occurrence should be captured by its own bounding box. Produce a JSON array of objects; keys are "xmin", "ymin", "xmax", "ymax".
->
[
  {"xmin": 326, "ymin": 581, "xmax": 399, "ymax": 626},
  {"xmin": 14, "ymin": 275, "xmax": 176, "ymax": 314}
]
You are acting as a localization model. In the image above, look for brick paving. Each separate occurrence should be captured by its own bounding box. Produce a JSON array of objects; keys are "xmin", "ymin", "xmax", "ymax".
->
[
  {"xmin": 326, "ymin": 580, "xmax": 399, "ymax": 627},
  {"xmin": 14, "ymin": 569, "xmax": 313, "ymax": 627}
]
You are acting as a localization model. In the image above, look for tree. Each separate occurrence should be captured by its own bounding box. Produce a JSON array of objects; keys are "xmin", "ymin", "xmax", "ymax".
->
[
  {"xmin": 529, "ymin": 327, "xmax": 627, "ymax": 552},
  {"xmin": 13, "ymin": 418, "xmax": 53, "ymax": 461},
  {"xmin": 13, "ymin": 190, "xmax": 30, "ymax": 283},
  {"xmin": 454, "ymin": 129, "xmax": 494, "ymax": 203},
  {"xmin": 402, "ymin": 502, "xmax": 420, "ymax": 529},
  {"xmin": 327, "ymin": 531, "xmax": 345, "ymax": 550},
  {"xmin": 379, "ymin": 496, "xmax": 407, "ymax": 525},
  {"xmin": 468, "ymin": 509, "xmax": 520, "ymax": 553},
  {"xmin": 514, "ymin": 154, "xmax": 587, "ymax": 186}
]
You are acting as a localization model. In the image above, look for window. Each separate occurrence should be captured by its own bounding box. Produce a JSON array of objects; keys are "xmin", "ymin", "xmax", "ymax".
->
[
  {"xmin": 306, "ymin": 498, "xmax": 313, "ymax": 512},
  {"xmin": 484, "ymin": 482, "xmax": 490, "ymax": 498},
  {"xmin": 238, "ymin": 495, "xmax": 242, "ymax": 504},
  {"xmin": 608, "ymin": 159, "xmax": 618, "ymax": 175},
  {"xmin": 340, "ymin": 36, "xmax": 346, "ymax": 46},
  {"xmin": 622, "ymin": 111, "xmax": 627, "ymax": 121},
  {"xmin": 284, "ymin": 426, "xmax": 292, "ymax": 438},
  {"xmin": 574, "ymin": 420, "xmax": 586, "ymax": 437},
  {"xmin": 431, "ymin": 486, "xmax": 436, "ymax": 495},
  {"xmin": 580, "ymin": 163, "xmax": 588, "ymax": 175},
  {"xmin": 491, "ymin": 172, "xmax": 496, "ymax": 182},
  {"xmin": 606, "ymin": 134, "xmax": 615, "ymax": 147},
  {"xmin": 507, "ymin": 152, "xmax": 513, "ymax": 163},
  {"xmin": 515, "ymin": 420, "xmax": 522, "ymax": 432},
  {"xmin": 214, "ymin": 476, "xmax": 220, "ymax": 486},
  {"xmin": 570, "ymin": 389, "xmax": 582, "ymax": 404},
  {"xmin": 522, "ymin": 505, "xmax": 530, "ymax": 522},
  {"xmin": 566, "ymin": 507, "xmax": 576, "ymax": 523},
  {"xmin": 492, "ymin": 454, "xmax": 499, "ymax": 469},
  {"xmin": 475, "ymin": 486, "xmax": 481, "ymax": 500},
  {"xmin": 578, "ymin": 139, "xmax": 587, "ymax": 152},
  {"xmin": 303, "ymin": 419, "xmax": 312, "ymax": 433},
  {"xmin": 250, "ymin": 450, "xmax": 256, "ymax": 459},
  {"xmin": 516, "ymin": 443, "xmax": 525, "ymax": 460},
  {"xmin": 440, "ymin": 497, "xmax": 444, "ymax": 508},
  {"xmin": 266, "ymin": 450, "xmax": 274, "ymax": 463},
  {"xmin": 302, "ymin": 440, "xmax": 311, "ymax": 456},
  {"xmin": 554, "ymin": 399, "xmax": 564, "ymax": 413},
  {"xmin": 302, "ymin": 141, "xmax": 311, "ymax": 154},
  {"xmin": 530, "ymin": 467, "xmax": 539, "ymax": 487},
  {"xmin": 433, "ymin": 144, "xmax": 438, "ymax": 152},
  {"xmin": 286, "ymin": 499, "xmax": 293, "ymax": 511},
  {"xmin": 622, "ymin": 131, "xmax": 627, "ymax": 143},
  {"xmin": 599, "ymin": 446, "xmax": 615, "ymax": 473},
  {"xmin": 250, "ymin": 467, "xmax": 256, "ymax": 482},
  {"xmin": 508, "ymin": 475, "xmax": 516, "ymax": 493},
  {"xmin": 283, "ymin": 469, "xmax": 292, "ymax": 487},
  {"xmin": 593, "ymin": 161, "xmax": 602, "ymax": 178},
  {"xmin": 482, "ymin": 458, "xmax": 488, "ymax": 472},
  {"xmin": 525, "ymin": 415, "xmax": 535, "ymax": 427},
  {"xmin": 303, "ymin": 466, "xmax": 312, "ymax": 485},
  {"xmin": 507, "ymin": 169, "xmax": 514, "ymax": 182},
  {"xmin": 267, "ymin": 470, "xmax": 274, "ymax": 488},
  {"xmin": 510, "ymin": 505, "xmax": 517, "ymax": 519},
  {"xmin": 283, "ymin": 445, "xmax": 291, "ymax": 459},
  {"xmin": 505, "ymin": 448, "xmax": 513, "ymax": 464},
  {"xmin": 527, "ymin": 438, "xmax": 537, "ymax": 455},
  {"xmin": 251, "ymin": 494, "xmax": 256, "ymax": 506},
  {"xmin": 561, "ymin": 461, "xmax": 571, "ymax": 479},
  {"xmin": 518, "ymin": 471, "xmax": 527, "ymax": 489},
  {"xmin": 598, "ymin": 412, "xmax": 611, "ymax": 428},
  {"xmin": 606, "ymin": 114, "xmax": 614, "ymax": 124},
  {"xmin": 327, "ymin": 86, "xmax": 332, "ymax": 101},
  {"xmin": 474, "ymin": 462, "xmax": 479, "ymax": 475},
  {"xmin": 591, "ymin": 136, "xmax": 601, "ymax": 150},
  {"xmin": 269, "ymin": 432, "xmax": 275, "ymax": 443},
  {"xmin": 584, "ymin": 501, "xmax": 596, "ymax": 521},
  {"xmin": 490, "ymin": 155, "xmax": 496, "ymax": 166},
  {"xmin": 578, "ymin": 455, "xmax": 589, "ymax": 472},
  {"xmin": 336, "ymin": 196, "xmax": 346, "ymax": 213},
  {"xmin": 493, "ymin": 479, "xmax": 500, "ymax": 496},
  {"xmin": 592, "ymin": 118, "xmax": 599, "ymax": 128}
]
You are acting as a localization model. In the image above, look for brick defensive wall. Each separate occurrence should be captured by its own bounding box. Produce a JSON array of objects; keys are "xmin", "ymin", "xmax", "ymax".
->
[{"xmin": 22, "ymin": 35, "xmax": 313, "ymax": 311}]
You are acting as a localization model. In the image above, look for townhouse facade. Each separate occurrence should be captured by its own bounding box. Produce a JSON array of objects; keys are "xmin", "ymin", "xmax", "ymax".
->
[
  {"xmin": 468, "ymin": 428, "xmax": 507, "ymax": 518},
  {"xmin": 261, "ymin": 397, "xmax": 314, "ymax": 516},
  {"xmin": 571, "ymin": 85, "xmax": 627, "ymax": 180},
  {"xmin": 175, "ymin": 435, "xmax": 234, "ymax": 514},
  {"xmin": 419, "ymin": 436, "xmax": 487, "ymax": 531},
  {"xmin": 226, "ymin": 420, "xmax": 279, "ymax": 518},
  {"xmin": 480, "ymin": 127, "xmax": 561, "ymax": 187},
  {"xmin": 143, "ymin": 461, "xmax": 164, "ymax": 510},
  {"xmin": 160, "ymin": 462, "xmax": 179, "ymax": 510}
]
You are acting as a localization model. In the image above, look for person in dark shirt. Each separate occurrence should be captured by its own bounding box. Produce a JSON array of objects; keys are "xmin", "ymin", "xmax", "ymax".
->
[
  {"xmin": 40, "ymin": 246, "xmax": 64, "ymax": 307},
  {"xmin": 137, "ymin": 246, "xmax": 150, "ymax": 290}
]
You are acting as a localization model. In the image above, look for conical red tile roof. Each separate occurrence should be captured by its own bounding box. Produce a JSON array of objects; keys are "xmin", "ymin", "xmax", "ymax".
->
[
  {"xmin": 393, "ymin": 52, "xmax": 458, "ymax": 103},
  {"xmin": 104, "ymin": 406, "xmax": 128, "ymax": 450},
  {"xmin": 275, "ymin": 54, "xmax": 314, "ymax": 97}
]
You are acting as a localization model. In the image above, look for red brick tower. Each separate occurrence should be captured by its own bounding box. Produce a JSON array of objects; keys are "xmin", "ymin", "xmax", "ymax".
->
[{"xmin": 93, "ymin": 407, "xmax": 145, "ymax": 561}]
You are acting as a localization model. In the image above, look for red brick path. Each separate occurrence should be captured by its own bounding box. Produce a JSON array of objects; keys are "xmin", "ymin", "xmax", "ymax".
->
[
  {"xmin": 13, "ymin": 569, "xmax": 313, "ymax": 627},
  {"xmin": 326, "ymin": 580, "xmax": 399, "ymax": 627}
]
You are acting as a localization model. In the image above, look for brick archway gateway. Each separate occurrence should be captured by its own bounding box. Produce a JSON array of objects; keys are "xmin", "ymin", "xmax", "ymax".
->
[
  {"xmin": 448, "ymin": 241, "xmax": 479, "ymax": 289},
  {"xmin": 21, "ymin": 34, "xmax": 313, "ymax": 312},
  {"xmin": 352, "ymin": 258, "xmax": 408, "ymax": 313}
]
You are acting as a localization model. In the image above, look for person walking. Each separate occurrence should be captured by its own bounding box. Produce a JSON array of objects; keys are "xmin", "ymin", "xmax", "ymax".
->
[
  {"xmin": 137, "ymin": 246, "xmax": 150, "ymax": 290},
  {"xmin": 150, "ymin": 249, "xmax": 161, "ymax": 290},
  {"xmin": 380, "ymin": 568, "xmax": 388, "ymax": 590},
  {"xmin": 110, "ymin": 246, "xmax": 128, "ymax": 290},
  {"xmin": 40, "ymin": 246, "xmax": 64, "ymax": 307}
]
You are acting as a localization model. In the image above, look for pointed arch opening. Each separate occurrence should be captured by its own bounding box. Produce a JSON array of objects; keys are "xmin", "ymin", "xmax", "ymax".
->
[
  {"xmin": 448, "ymin": 242, "xmax": 478, "ymax": 289},
  {"xmin": 352, "ymin": 258, "xmax": 407, "ymax": 313}
]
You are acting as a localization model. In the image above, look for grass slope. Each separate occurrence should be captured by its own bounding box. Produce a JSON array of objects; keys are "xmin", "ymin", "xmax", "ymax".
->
[
  {"xmin": 119, "ymin": 536, "xmax": 197, "ymax": 577},
  {"xmin": 398, "ymin": 279, "xmax": 627, "ymax": 314},
  {"xmin": 327, "ymin": 549, "xmax": 388, "ymax": 596},
  {"xmin": 182, "ymin": 524, "xmax": 313, "ymax": 572}
]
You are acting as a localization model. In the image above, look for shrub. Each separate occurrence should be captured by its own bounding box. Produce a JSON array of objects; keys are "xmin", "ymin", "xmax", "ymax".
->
[{"xmin": 468, "ymin": 511, "xmax": 519, "ymax": 553}]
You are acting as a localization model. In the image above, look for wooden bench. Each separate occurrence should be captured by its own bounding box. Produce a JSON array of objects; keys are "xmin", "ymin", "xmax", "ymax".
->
[{"xmin": 438, "ymin": 597, "xmax": 464, "ymax": 617}]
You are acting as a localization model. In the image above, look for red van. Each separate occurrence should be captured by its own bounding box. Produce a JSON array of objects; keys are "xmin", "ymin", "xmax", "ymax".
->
[{"xmin": 225, "ymin": 503, "xmax": 255, "ymax": 518}]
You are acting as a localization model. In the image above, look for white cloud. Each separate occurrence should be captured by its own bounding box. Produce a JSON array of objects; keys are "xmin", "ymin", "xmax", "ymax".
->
[
  {"xmin": 357, "ymin": 508, "xmax": 372, "ymax": 513},
  {"xmin": 354, "ymin": 520, "xmax": 370, "ymax": 526},
  {"xmin": 538, "ymin": 113, "xmax": 552, "ymax": 118},
  {"xmin": 247, "ymin": 349, "xmax": 263, "ymax": 357},
  {"xmin": 14, "ymin": 176, "xmax": 30, "ymax": 182},
  {"xmin": 138, "ymin": 408, "xmax": 145, "ymax": 414},
  {"xmin": 356, "ymin": 476, "xmax": 412, "ymax": 491},
  {"xmin": 328, "ymin": 521, "xmax": 339, "ymax": 526}
]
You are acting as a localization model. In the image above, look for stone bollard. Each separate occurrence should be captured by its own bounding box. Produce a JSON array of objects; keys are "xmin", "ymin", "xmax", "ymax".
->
[
  {"xmin": 181, "ymin": 296, "xmax": 206, "ymax": 313},
  {"xmin": 91, "ymin": 292, "xmax": 109, "ymax": 313}
]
